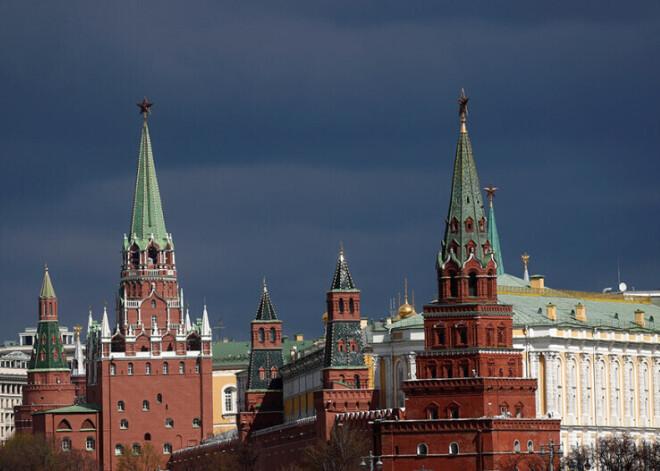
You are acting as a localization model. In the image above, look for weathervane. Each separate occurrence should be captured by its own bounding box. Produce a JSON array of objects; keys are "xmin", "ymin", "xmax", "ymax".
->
[
  {"xmin": 457, "ymin": 88, "xmax": 469, "ymax": 121},
  {"xmin": 137, "ymin": 97, "xmax": 153, "ymax": 120},
  {"xmin": 484, "ymin": 183, "xmax": 499, "ymax": 207}
]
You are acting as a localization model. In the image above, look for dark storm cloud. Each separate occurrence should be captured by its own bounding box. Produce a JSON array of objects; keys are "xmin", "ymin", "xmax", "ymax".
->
[{"xmin": 0, "ymin": 1, "xmax": 659, "ymax": 339}]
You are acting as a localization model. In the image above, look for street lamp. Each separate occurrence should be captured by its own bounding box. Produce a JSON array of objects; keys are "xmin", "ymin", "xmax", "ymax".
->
[
  {"xmin": 568, "ymin": 456, "xmax": 592, "ymax": 471},
  {"xmin": 359, "ymin": 451, "xmax": 384, "ymax": 470},
  {"xmin": 540, "ymin": 439, "xmax": 563, "ymax": 471}
]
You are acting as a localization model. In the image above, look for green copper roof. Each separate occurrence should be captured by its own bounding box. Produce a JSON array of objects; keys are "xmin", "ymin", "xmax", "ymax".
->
[
  {"xmin": 212, "ymin": 338, "xmax": 316, "ymax": 368},
  {"xmin": 40, "ymin": 267, "xmax": 56, "ymax": 298},
  {"xmin": 487, "ymin": 202, "xmax": 504, "ymax": 275},
  {"xmin": 254, "ymin": 283, "xmax": 278, "ymax": 321},
  {"xmin": 28, "ymin": 321, "xmax": 69, "ymax": 371},
  {"xmin": 441, "ymin": 123, "xmax": 489, "ymax": 266},
  {"xmin": 331, "ymin": 251, "xmax": 356, "ymax": 291},
  {"xmin": 127, "ymin": 120, "xmax": 169, "ymax": 250}
]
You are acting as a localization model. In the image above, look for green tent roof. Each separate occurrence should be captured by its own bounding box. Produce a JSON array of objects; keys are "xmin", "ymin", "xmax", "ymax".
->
[{"xmin": 40, "ymin": 267, "xmax": 56, "ymax": 298}]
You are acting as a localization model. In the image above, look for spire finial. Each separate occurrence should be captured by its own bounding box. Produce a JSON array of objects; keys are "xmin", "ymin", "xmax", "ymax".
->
[
  {"xmin": 263, "ymin": 276, "xmax": 268, "ymax": 293},
  {"xmin": 137, "ymin": 97, "xmax": 153, "ymax": 120},
  {"xmin": 484, "ymin": 183, "xmax": 499, "ymax": 207},
  {"xmin": 404, "ymin": 278, "xmax": 409, "ymax": 303},
  {"xmin": 522, "ymin": 253, "xmax": 529, "ymax": 270},
  {"xmin": 458, "ymin": 88, "xmax": 469, "ymax": 133},
  {"xmin": 339, "ymin": 241, "xmax": 344, "ymax": 260},
  {"xmin": 74, "ymin": 325, "xmax": 83, "ymax": 342},
  {"xmin": 44, "ymin": 262, "xmax": 48, "ymax": 271}
]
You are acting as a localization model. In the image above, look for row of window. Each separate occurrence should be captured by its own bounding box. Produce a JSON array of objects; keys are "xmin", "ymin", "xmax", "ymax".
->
[
  {"xmin": 414, "ymin": 440, "xmax": 534, "ymax": 457},
  {"xmin": 257, "ymin": 367, "xmax": 279, "ymax": 381},
  {"xmin": 110, "ymin": 361, "xmax": 199, "ymax": 376},
  {"xmin": 115, "ymin": 442, "xmax": 173, "ymax": 456},
  {"xmin": 449, "ymin": 216, "xmax": 486, "ymax": 234},
  {"xmin": 61, "ymin": 436, "xmax": 95, "ymax": 452},
  {"xmin": 117, "ymin": 417, "xmax": 200, "ymax": 429}
]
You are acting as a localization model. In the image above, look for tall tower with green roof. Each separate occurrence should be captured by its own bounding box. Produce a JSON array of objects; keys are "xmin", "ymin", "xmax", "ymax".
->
[
  {"xmin": 239, "ymin": 280, "xmax": 284, "ymax": 439},
  {"xmin": 15, "ymin": 267, "xmax": 75, "ymax": 432},
  {"xmin": 436, "ymin": 89, "xmax": 498, "ymax": 304}
]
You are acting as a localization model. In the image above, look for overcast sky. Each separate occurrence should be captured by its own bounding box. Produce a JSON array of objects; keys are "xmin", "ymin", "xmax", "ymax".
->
[{"xmin": 1, "ymin": 1, "xmax": 659, "ymax": 341}]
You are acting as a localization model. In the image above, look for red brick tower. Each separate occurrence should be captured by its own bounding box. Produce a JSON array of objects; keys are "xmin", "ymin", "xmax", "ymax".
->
[
  {"xmin": 15, "ymin": 266, "xmax": 76, "ymax": 432},
  {"xmin": 86, "ymin": 100, "xmax": 213, "ymax": 470},
  {"xmin": 376, "ymin": 91, "xmax": 560, "ymax": 471},
  {"xmin": 315, "ymin": 248, "xmax": 378, "ymax": 439},
  {"xmin": 238, "ymin": 279, "xmax": 285, "ymax": 439}
]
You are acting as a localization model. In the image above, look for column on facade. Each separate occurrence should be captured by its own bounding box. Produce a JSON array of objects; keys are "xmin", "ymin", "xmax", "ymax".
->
[
  {"xmin": 638, "ymin": 358, "xmax": 650, "ymax": 427},
  {"xmin": 594, "ymin": 354, "xmax": 607, "ymax": 427},
  {"xmin": 384, "ymin": 356, "xmax": 393, "ymax": 408},
  {"xmin": 654, "ymin": 358, "xmax": 660, "ymax": 427},
  {"xmin": 372, "ymin": 354, "xmax": 380, "ymax": 392},
  {"xmin": 406, "ymin": 352, "xmax": 417, "ymax": 380},
  {"xmin": 544, "ymin": 352, "xmax": 557, "ymax": 418},
  {"xmin": 623, "ymin": 355, "xmax": 635, "ymax": 427},
  {"xmin": 580, "ymin": 354, "xmax": 592, "ymax": 426},
  {"xmin": 566, "ymin": 354, "xmax": 577, "ymax": 424}
]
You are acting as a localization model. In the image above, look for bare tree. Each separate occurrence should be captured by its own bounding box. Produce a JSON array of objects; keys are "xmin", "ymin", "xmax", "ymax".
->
[
  {"xmin": 302, "ymin": 424, "xmax": 369, "ymax": 471},
  {"xmin": 596, "ymin": 434, "xmax": 639, "ymax": 471},
  {"xmin": 638, "ymin": 440, "xmax": 660, "ymax": 471},
  {"xmin": 117, "ymin": 442, "xmax": 163, "ymax": 471}
]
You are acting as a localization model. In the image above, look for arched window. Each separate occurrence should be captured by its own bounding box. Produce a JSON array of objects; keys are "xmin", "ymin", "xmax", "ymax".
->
[
  {"xmin": 349, "ymin": 298, "xmax": 355, "ymax": 313},
  {"xmin": 338, "ymin": 340, "xmax": 345, "ymax": 352},
  {"xmin": 110, "ymin": 363, "xmax": 116, "ymax": 376},
  {"xmin": 468, "ymin": 272, "xmax": 478, "ymax": 297},
  {"xmin": 451, "ymin": 218, "xmax": 459, "ymax": 233},
  {"xmin": 163, "ymin": 362, "xmax": 168, "ymax": 375},
  {"xmin": 81, "ymin": 419, "xmax": 95, "ymax": 431},
  {"xmin": 258, "ymin": 328, "xmax": 265, "ymax": 343},
  {"xmin": 57, "ymin": 419, "xmax": 72, "ymax": 431},
  {"xmin": 339, "ymin": 299, "xmax": 345, "ymax": 313},
  {"xmin": 143, "ymin": 400, "xmax": 150, "ymax": 411},
  {"xmin": 354, "ymin": 374, "xmax": 361, "ymax": 389},
  {"xmin": 259, "ymin": 367, "xmax": 266, "ymax": 380},
  {"xmin": 514, "ymin": 440, "xmax": 521, "ymax": 453},
  {"xmin": 270, "ymin": 328, "xmax": 276, "ymax": 343},
  {"xmin": 449, "ymin": 272, "xmax": 458, "ymax": 298},
  {"xmin": 132, "ymin": 443, "xmax": 141, "ymax": 455},
  {"xmin": 145, "ymin": 362, "xmax": 151, "ymax": 375},
  {"xmin": 449, "ymin": 442, "xmax": 459, "ymax": 455},
  {"xmin": 163, "ymin": 443, "xmax": 172, "ymax": 454},
  {"xmin": 117, "ymin": 401, "xmax": 124, "ymax": 412},
  {"xmin": 151, "ymin": 300, "xmax": 156, "ymax": 308},
  {"xmin": 115, "ymin": 444, "xmax": 124, "ymax": 456},
  {"xmin": 157, "ymin": 393, "xmax": 162, "ymax": 404},
  {"xmin": 128, "ymin": 363, "xmax": 133, "ymax": 375},
  {"xmin": 144, "ymin": 433, "xmax": 151, "ymax": 441},
  {"xmin": 86, "ymin": 436, "xmax": 95, "ymax": 451},
  {"xmin": 120, "ymin": 419, "xmax": 128, "ymax": 429},
  {"xmin": 270, "ymin": 367, "xmax": 278, "ymax": 379},
  {"xmin": 179, "ymin": 362, "xmax": 185, "ymax": 374},
  {"xmin": 131, "ymin": 248, "xmax": 140, "ymax": 268},
  {"xmin": 527, "ymin": 440, "xmax": 534, "ymax": 453},
  {"xmin": 165, "ymin": 418, "xmax": 174, "ymax": 428},
  {"xmin": 417, "ymin": 443, "xmax": 428, "ymax": 456},
  {"xmin": 224, "ymin": 387, "xmax": 236, "ymax": 414},
  {"xmin": 151, "ymin": 315, "xmax": 157, "ymax": 327},
  {"xmin": 148, "ymin": 246, "xmax": 158, "ymax": 266},
  {"xmin": 193, "ymin": 417, "xmax": 201, "ymax": 428}
]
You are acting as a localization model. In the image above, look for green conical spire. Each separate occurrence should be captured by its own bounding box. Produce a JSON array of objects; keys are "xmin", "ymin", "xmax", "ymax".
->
[
  {"xmin": 127, "ymin": 119, "xmax": 169, "ymax": 250},
  {"xmin": 30, "ymin": 269, "xmax": 68, "ymax": 372},
  {"xmin": 331, "ymin": 247, "xmax": 356, "ymax": 291},
  {"xmin": 441, "ymin": 90, "xmax": 489, "ymax": 267},
  {"xmin": 487, "ymin": 194, "xmax": 504, "ymax": 275},
  {"xmin": 40, "ymin": 265, "xmax": 56, "ymax": 298},
  {"xmin": 254, "ymin": 279, "xmax": 278, "ymax": 321}
]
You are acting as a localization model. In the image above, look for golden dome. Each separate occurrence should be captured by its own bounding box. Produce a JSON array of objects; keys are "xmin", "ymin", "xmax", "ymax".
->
[
  {"xmin": 322, "ymin": 312, "xmax": 328, "ymax": 324},
  {"xmin": 398, "ymin": 302, "xmax": 415, "ymax": 319}
]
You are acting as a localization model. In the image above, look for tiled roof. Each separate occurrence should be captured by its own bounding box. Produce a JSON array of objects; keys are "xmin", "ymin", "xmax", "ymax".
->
[
  {"xmin": 331, "ymin": 251, "xmax": 356, "ymax": 291},
  {"xmin": 212, "ymin": 338, "xmax": 316, "ymax": 368},
  {"xmin": 126, "ymin": 120, "xmax": 170, "ymax": 251},
  {"xmin": 41, "ymin": 404, "xmax": 100, "ymax": 415},
  {"xmin": 40, "ymin": 267, "xmax": 56, "ymax": 298}
]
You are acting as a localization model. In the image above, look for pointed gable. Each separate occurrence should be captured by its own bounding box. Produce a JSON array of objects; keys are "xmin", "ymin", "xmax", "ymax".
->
[
  {"xmin": 255, "ymin": 281, "xmax": 278, "ymax": 321},
  {"xmin": 331, "ymin": 250, "xmax": 356, "ymax": 291},
  {"xmin": 127, "ymin": 120, "xmax": 170, "ymax": 250}
]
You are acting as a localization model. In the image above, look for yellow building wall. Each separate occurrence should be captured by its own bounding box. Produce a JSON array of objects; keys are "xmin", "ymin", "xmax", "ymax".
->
[{"xmin": 212, "ymin": 369, "xmax": 241, "ymax": 435}]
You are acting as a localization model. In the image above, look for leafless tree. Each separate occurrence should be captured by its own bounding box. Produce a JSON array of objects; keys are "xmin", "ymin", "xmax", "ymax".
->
[
  {"xmin": 596, "ymin": 434, "xmax": 639, "ymax": 471},
  {"xmin": 302, "ymin": 423, "xmax": 369, "ymax": 471}
]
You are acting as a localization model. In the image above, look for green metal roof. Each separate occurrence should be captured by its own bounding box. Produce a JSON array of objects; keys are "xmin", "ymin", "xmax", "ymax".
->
[
  {"xmin": 40, "ymin": 267, "xmax": 56, "ymax": 298},
  {"xmin": 331, "ymin": 250, "xmax": 356, "ymax": 291},
  {"xmin": 40, "ymin": 404, "xmax": 101, "ymax": 415},
  {"xmin": 254, "ymin": 283, "xmax": 278, "ymax": 321},
  {"xmin": 126, "ymin": 120, "xmax": 170, "ymax": 251},
  {"xmin": 487, "ymin": 201, "xmax": 504, "ymax": 275},
  {"xmin": 441, "ymin": 122, "xmax": 489, "ymax": 267},
  {"xmin": 212, "ymin": 338, "xmax": 316, "ymax": 368},
  {"xmin": 498, "ymin": 274, "xmax": 660, "ymax": 332}
]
